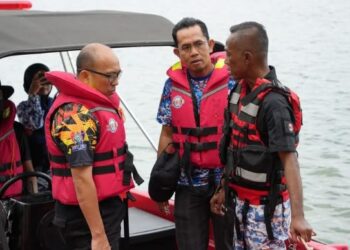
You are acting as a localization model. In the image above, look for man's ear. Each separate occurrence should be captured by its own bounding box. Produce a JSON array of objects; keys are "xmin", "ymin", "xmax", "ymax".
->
[
  {"xmin": 208, "ymin": 39, "xmax": 215, "ymax": 54},
  {"xmin": 173, "ymin": 47, "xmax": 180, "ymax": 58},
  {"xmin": 77, "ymin": 70, "xmax": 89, "ymax": 84},
  {"xmin": 244, "ymin": 50, "xmax": 253, "ymax": 64}
]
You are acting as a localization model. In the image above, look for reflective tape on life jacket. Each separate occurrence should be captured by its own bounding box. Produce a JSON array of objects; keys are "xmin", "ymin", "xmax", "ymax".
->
[
  {"xmin": 45, "ymin": 71, "xmax": 143, "ymax": 205},
  {"xmin": 0, "ymin": 100, "xmax": 23, "ymax": 197},
  {"xmin": 235, "ymin": 166, "xmax": 267, "ymax": 183},
  {"xmin": 167, "ymin": 52, "xmax": 230, "ymax": 168}
]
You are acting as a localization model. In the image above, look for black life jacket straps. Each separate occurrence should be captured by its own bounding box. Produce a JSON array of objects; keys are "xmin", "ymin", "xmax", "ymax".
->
[
  {"xmin": 49, "ymin": 144, "xmax": 127, "ymax": 164},
  {"xmin": 50, "ymin": 143, "xmax": 144, "ymax": 187},
  {"xmin": 172, "ymin": 126, "xmax": 218, "ymax": 137},
  {"xmin": 122, "ymin": 147, "xmax": 144, "ymax": 186}
]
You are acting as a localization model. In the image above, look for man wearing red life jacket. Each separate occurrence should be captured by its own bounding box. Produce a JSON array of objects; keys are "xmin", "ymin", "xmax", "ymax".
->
[
  {"xmin": 44, "ymin": 43, "xmax": 142, "ymax": 250},
  {"xmin": 210, "ymin": 22, "xmax": 314, "ymax": 249},
  {"xmin": 0, "ymin": 80, "xmax": 37, "ymax": 198},
  {"xmin": 156, "ymin": 17, "xmax": 234, "ymax": 250}
]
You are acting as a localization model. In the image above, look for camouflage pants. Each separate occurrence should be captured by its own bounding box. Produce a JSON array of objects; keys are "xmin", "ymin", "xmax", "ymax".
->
[{"xmin": 233, "ymin": 198, "xmax": 291, "ymax": 250}]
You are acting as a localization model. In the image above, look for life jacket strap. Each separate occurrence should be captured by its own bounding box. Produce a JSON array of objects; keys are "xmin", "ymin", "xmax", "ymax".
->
[
  {"xmin": 93, "ymin": 145, "xmax": 127, "ymax": 161},
  {"xmin": 121, "ymin": 148, "xmax": 144, "ymax": 186},
  {"xmin": 173, "ymin": 141, "xmax": 217, "ymax": 152},
  {"xmin": 49, "ymin": 144, "xmax": 127, "ymax": 164},
  {"xmin": 0, "ymin": 161, "xmax": 22, "ymax": 172},
  {"xmin": 230, "ymin": 190, "xmax": 243, "ymax": 242},
  {"xmin": 264, "ymin": 199, "xmax": 275, "ymax": 240},
  {"xmin": 172, "ymin": 126, "xmax": 218, "ymax": 137},
  {"xmin": 51, "ymin": 164, "xmax": 117, "ymax": 177}
]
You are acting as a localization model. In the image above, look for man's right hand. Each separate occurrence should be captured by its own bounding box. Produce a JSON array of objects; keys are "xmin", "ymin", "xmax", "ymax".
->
[
  {"xmin": 157, "ymin": 201, "xmax": 170, "ymax": 215},
  {"xmin": 91, "ymin": 234, "xmax": 111, "ymax": 250},
  {"xmin": 210, "ymin": 188, "xmax": 226, "ymax": 216}
]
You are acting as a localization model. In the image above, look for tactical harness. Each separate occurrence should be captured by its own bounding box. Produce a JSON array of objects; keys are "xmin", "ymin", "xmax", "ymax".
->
[{"xmin": 220, "ymin": 74, "xmax": 302, "ymax": 247}]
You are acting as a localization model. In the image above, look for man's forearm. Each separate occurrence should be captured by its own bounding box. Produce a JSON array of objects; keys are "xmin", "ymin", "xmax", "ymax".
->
[
  {"xmin": 23, "ymin": 160, "xmax": 35, "ymax": 172},
  {"xmin": 157, "ymin": 126, "xmax": 173, "ymax": 156},
  {"xmin": 279, "ymin": 152, "xmax": 304, "ymax": 218},
  {"xmin": 71, "ymin": 166, "xmax": 106, "ymax": 238}
]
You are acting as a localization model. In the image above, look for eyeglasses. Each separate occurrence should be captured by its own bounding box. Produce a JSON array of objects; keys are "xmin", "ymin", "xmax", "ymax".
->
[
  {"xmin": 179, "ymin": 40, "xmax": 208, "ymax": 53},
  {"xmin": 80, "ymin": 68, "xmax": 122, "ymax": 84}
]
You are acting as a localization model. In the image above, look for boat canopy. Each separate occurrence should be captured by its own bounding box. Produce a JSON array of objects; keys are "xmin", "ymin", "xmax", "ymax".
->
[{"xmin": 0, "ymin": 10, "xmax": 175, "ymax": 59}]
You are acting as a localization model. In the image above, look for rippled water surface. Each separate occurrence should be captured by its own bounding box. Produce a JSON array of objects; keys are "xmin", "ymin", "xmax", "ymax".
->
[{"xmin": 0, "ymin": 0, "xmax": 349, "ymax": 245}]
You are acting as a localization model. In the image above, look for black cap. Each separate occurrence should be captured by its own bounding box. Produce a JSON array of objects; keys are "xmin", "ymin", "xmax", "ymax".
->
[{"xmin": 0, "ymin": 80, "xmax": 14, "ymax": 99}]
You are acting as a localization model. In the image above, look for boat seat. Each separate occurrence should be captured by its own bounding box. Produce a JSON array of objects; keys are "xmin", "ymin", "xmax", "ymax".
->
[{"xmin": 120, "ymin": 207, "xmax": 176, "ymax": 250}]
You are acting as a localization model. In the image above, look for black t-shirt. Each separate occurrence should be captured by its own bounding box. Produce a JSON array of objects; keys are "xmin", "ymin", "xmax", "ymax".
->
[
  {"xmin": 13, "ymin": 121, "xmax": 31, "ymax": 162},
  {"xmin": 257, "ymin": 91, "xmax": 297, "ymax": 152}
]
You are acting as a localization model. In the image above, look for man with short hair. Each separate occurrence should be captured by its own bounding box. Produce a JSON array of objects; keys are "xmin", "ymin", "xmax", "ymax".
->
[
  {"xmin": 45, "ymin": 43, "xmax": 142, "ymax": 250},
  {"xmin": 156, "ymin": 17, "xmax": 234, "ymax": 250},
  {"xmin": 211, "ymin": 22, "xmax": 314, "ymax": 249}
]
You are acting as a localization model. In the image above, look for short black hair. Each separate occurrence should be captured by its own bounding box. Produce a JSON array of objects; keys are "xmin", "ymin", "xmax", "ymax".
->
[
  {"xmin": 229, "ymin": 21, "xmax": 268, "ymax": 54},
  {"xmin": 172, "ymin": 17, "xmax": 209, "ymax": 47}
]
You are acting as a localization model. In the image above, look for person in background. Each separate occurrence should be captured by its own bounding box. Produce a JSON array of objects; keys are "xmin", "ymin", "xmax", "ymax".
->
[
  {"xmin": 210, "ymin": 21, "xmax": 314, "ymax": 249},
  {"xmin": 0, "ymin": 80, "xmax": 37, "ymax": 197},
  {"xmin": 17, "ymin": 63, "xmax": 53, "ymax": 173},
  {"xmin": 45, "ymin": 43, "xmax": 142, "ymax": 250},
  {"xmin": 156, "ymin": 17, "xmax": 234, "ymax": 250}
]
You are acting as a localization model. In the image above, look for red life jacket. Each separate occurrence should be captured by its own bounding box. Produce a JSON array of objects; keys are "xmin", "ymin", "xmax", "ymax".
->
[
  {"xmin": 44, "ymin": 71, "xmax": 142, "ymax": 205},
  {"xmin": 168, "ymin": 52, "xmax": 230, "ymax": 168},
  {"xmin": 227, "ymin": 74, "xmax": 302, "ymax": 204},
  {"xmin": 0, "ymin": 100, "xmax": 23, "ymax": 198}
]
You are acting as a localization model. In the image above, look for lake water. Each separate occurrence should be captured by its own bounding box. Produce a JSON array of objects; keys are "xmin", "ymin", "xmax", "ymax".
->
[{"xmin": 0, "ymin": 0, "xmax": 349, "ymax": 245}]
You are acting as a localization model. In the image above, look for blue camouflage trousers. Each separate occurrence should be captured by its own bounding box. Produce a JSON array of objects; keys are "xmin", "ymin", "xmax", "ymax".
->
[{"xmin": 233, "ymin": 198, "xmax": 291, "ymax": 250}]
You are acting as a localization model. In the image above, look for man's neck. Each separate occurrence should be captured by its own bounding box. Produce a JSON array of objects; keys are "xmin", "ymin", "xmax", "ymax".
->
[
  {"xmin": 188, "ymin": 63, "xmax": 214, "ymax": 78},
  {"xmin": 245, "ymin": 65, "xmax": 270, "ymax": 90}
]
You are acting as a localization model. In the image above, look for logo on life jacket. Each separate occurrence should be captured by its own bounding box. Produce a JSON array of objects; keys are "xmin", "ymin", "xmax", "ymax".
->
[
  {"xmin": 107, "ymin": 118, "xmax": 118, "ymax": 133},
  {"xmin": 172, "ymin": 95, "xmax": 184, "ymax": 109}
]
